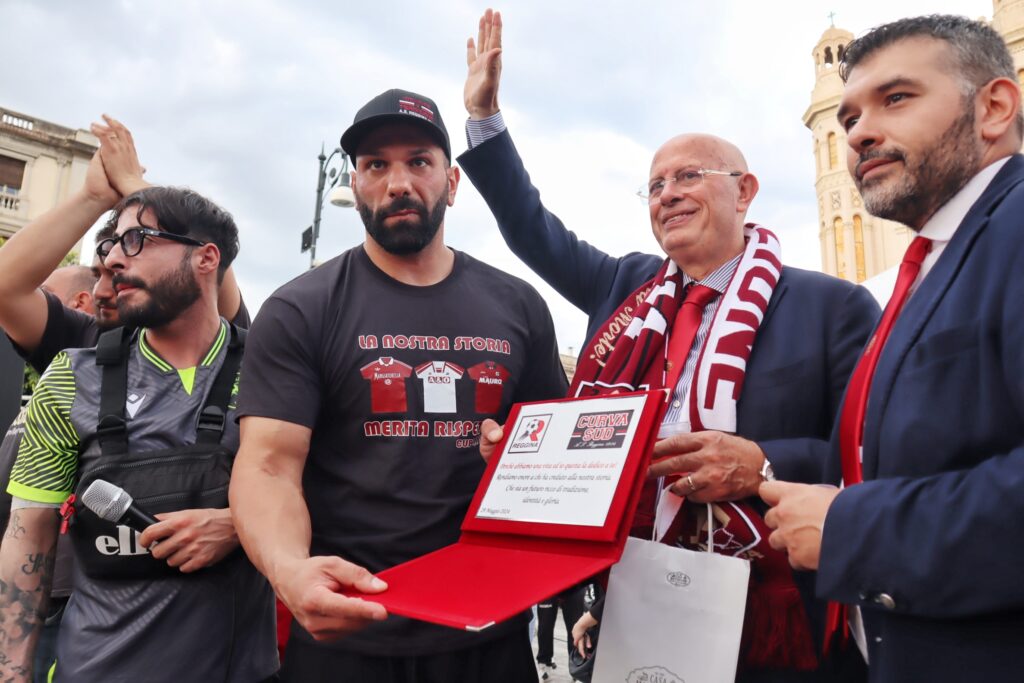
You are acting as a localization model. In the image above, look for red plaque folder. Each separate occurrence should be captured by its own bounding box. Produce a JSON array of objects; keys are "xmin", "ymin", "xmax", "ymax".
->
[{"xmin": 342, "ymin": 390, "xmax": 666, "ymax": 631}]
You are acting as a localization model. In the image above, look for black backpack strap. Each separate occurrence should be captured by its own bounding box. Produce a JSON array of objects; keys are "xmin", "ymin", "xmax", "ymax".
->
[
  {"xmin": 95, "ymin": 327, "xmax": 135, "ymax": 456},
  {"xmin": 196, "ymin": 323, "xmax": 246, "ymax": 445}
]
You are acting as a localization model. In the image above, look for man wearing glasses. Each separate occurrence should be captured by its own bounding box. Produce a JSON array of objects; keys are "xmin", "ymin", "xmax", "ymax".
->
[
  {"xmin": 0, "ymin": 116, "xmax": 248, "ymax": 381},
  {"xmin": 0, "ymin": 187, "xmax": 276, "ymax": 681},
  {"xmin": 0, "ymin": 118, "xmax": 253, "ymax": 683},
  {"xmin": 461, "ymin": 10, "xmax": 878, "ymax": 681}
]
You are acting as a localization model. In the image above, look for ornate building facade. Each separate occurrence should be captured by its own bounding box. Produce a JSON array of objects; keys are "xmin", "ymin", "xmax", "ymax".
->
[
  {"xmin": 0, "ymin": 107, "xmax": 97, "ymax": 241},
  {"xmin": 805, "ymin": 1, "xmax": 1024, "ymax": 283}
]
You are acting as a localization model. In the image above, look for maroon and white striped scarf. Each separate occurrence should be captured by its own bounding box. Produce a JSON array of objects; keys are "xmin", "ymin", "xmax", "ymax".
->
[{"xmin": 571, "ymin": 225, "xmax": 818, "ymax": 671}]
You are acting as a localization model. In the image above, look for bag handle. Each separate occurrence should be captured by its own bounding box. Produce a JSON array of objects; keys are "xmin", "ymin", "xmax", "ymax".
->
[
  {"xmin": 95, "ymin": 327, "xmax": 136, "ymax": 456},
  {"xmin": 195, "ymin": 323, "xmax": 245, "ymax": 445}
]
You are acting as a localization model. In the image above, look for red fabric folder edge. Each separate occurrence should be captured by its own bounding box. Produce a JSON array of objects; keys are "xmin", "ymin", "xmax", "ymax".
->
[{"xmin": 341, "ymin": 390, "xmax": 668, "ymax": 631}]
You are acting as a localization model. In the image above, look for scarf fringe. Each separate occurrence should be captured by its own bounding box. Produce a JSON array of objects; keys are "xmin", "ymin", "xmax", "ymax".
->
[{"xmin": 741, "ymin": 581, "xmax": 819, "ymax": 671}]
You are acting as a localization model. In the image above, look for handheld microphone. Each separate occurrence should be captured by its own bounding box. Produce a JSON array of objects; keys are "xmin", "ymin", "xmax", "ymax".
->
[{"xmin": 81, "ymin": 479, "xmax": 160, "ymax": 532}]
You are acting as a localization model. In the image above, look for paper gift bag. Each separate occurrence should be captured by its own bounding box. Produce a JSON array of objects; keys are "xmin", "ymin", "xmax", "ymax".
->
[{"xmin": 592, "ymin": 532, "xmax": 750, "ymax": 683}]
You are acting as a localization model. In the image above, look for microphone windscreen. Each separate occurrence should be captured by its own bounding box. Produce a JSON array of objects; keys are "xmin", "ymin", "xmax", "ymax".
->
[{"xmin": 81, "ymin": 479, "xmax": 133, "ymax": 523}]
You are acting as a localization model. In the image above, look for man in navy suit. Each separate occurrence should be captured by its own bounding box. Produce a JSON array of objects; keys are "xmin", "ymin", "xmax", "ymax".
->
[
  {"xmin": 762, "ymin": 15, "xmax": 1024, "ymax": 682},
  {"xmin": 462, "ymin": 10, "xmax": 878, "ymax": 682}
]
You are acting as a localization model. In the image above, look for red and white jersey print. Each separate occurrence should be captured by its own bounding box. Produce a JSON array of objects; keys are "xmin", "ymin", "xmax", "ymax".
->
[
  {"xmin": 467, "ymin": 361, "xmax": 509, "ymax": 414},
  {"xmin": 360, "ymin": 357, "xmax": 414, "ymax": 413},
  {"xmin": 415, "ymin": 360, "xmax": 464, "ymax": 413}
]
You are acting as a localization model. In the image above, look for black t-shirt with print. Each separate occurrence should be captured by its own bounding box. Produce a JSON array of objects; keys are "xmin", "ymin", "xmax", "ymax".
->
[{"xmin": 237, "ymin": 246, "xmax": 568, "ymax": 656}]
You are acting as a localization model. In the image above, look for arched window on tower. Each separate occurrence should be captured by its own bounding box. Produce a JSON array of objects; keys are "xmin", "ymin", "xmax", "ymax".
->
[
  {"xmin": 853, "ymin": 215, "xmax": 866, "ymax": 282},
  {"xmin": 838, "ymin": 45, "xmax": 845, "ymax": 61},
  {"xmin": 828, "ymin": 132, "xmax": 838, "ymax": 170},
  {"xmin": 824, "ymin": 47, "xmax": 834, "ymax": 66},
  {"xmin": 834, "ymin": 216, "xmax": 846, "ymax": 280}
]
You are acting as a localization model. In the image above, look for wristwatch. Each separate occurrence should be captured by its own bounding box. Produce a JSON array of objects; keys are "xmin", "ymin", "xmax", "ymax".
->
[{"xmin": 759, "ymin": 457, "xmax": 776, "ymax": 482}]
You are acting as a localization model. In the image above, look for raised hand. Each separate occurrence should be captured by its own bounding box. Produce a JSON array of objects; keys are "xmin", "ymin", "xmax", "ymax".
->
[
  {"xmin": 89, "ymin": 115, "xmax": 148, "ymax": 197},
  {"xmin": 81, "ymin": 148, "xmax": 119, "ymax": 208},
  {"xmin": 465, "ymin": 8, "xmax": 503, "ymax": 119}
]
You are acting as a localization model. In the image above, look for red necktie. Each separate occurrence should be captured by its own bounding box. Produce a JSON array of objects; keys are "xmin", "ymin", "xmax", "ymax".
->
[
  {"xmin": 664, "ymin": 284, "xmax": 719, "ymax": 392},
  {"xmin": 824, "ymin": 235, "xmax": 932, "ymax": 652},
  {"xmin": 634, "ymin": 283, "xmax": 719, "ymax": 539}
]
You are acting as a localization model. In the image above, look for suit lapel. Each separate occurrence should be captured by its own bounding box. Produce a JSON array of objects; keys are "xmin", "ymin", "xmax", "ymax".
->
[
  {"xmin": 860, "ymin": 156, "xmax": 1024, "ymax": 478},
  {"xmin": 759, "ymin": 267, "xmax": 789, "ymax": 332}
]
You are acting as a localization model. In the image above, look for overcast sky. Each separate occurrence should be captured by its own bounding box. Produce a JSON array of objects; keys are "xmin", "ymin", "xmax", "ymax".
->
[{"xmin": 1, "ymin": 0, "xmax": 993, "ymax": 353}]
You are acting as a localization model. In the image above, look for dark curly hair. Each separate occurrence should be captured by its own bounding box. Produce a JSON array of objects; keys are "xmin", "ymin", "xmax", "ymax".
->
[{"xmin": 104, "ymin": 186, "xmax": 239, "ymax": 280}]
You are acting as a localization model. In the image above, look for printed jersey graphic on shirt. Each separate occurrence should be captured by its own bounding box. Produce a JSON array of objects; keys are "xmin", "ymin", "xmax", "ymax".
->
[
  {"xmin": 467, "ymin": 361, "xmax": 509, "ymax": 414},
  {"xmin": 415, "ymin": 361, "xmax": 464, "ymax": 413},
  {"xmin": 360, "ymin": 357, "xmax": 414, "ymax": 413}
]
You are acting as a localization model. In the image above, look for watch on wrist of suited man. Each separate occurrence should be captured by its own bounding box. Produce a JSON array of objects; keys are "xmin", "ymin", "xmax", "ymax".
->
[{"xmin": 759, "ymin": 456, "xmax": 776, "ymax": 482}]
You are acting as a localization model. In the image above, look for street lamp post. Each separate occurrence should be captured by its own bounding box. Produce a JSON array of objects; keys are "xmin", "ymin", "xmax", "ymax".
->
[{"xmin": 302, "ymin": 143, "xmax": 355, "ymax": 269}]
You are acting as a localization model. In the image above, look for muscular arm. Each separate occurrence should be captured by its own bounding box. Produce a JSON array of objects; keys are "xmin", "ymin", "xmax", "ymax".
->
[
  {"xmin": 0, "ymin": 508, "xmax": 58, "ymax": 682},
  {"xmin": 229, "ymin": 417, "xmax": 387, "ymax": 640},
  {"xmin": 229, "ymin": 417, "xmax": 314, "ymax": 583}
]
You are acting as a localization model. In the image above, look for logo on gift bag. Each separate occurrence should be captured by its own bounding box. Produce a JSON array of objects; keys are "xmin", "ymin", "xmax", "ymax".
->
[
  {"xmin": 508, "ymin": 413, "xmax": 552, "ymax": 453},
  {"xmin": 626, "ymin": 666, "xmax": 685, "ymax": 683},
  {"xmin": 567, "ymin": 409, "xmax": 634, "ymax": 450},
  {"xmin": 666, "ymin": 571, "xmax": 691, "ymax": 588}
]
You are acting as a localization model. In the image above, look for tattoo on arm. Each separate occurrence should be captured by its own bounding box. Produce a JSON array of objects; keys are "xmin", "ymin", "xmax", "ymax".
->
[
  {"xmin": 3, "ymin": 519, "xmax": 25, "ymax": 541},
  {"xmin": 0, "ymin": 509, "xmax": 57, "ymax": 682}
]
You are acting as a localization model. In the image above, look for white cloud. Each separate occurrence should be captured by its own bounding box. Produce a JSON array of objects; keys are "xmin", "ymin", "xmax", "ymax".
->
[{"xmin": 2, "ymin": 0, "xmax": 995, "ymax": 354}]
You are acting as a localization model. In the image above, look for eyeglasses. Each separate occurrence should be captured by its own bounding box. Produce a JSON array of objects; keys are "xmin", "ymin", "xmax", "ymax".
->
[
  {"xmin": 637, "ymin": 168, "xmax": 743, "ymax": 204},
  {"xmin": 96, "ymin": 227, "xmax": 207, "ymax": 264}
]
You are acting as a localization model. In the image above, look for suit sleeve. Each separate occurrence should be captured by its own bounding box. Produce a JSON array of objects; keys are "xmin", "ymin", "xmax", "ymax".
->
[
  {"xmin": 817, "ymin": 253, "xmax": 1024, "ymax": 618},
  {"xmin": 759, "ymin": 283, "xmax": 880, "ymax": 483},
  {"xmin": 817, "ymin": 449, "xmax": 1024, "ymax": 617},
  {"xmin": 457, "ymin": 129, "xmax": 623, "ymax": 317}
]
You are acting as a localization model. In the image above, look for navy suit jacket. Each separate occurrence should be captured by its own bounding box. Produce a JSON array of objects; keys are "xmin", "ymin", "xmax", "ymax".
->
[
  {"xmin": 459, "ymin": 130, "xmax": 879, "ymax": 681},
  {"xmin": 818, "ymin": 155, "xmax": 1024, "ymax": 682}
]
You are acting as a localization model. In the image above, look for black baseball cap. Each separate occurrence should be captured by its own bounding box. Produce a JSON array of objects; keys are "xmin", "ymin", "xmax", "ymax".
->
[{"xmin": 340, "ymin": 89, "xmax": 451, "ymax": 162}]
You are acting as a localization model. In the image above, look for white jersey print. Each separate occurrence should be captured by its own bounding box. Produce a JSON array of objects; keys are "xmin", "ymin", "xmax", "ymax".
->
[{"xmin": 415, "ymin": 360, "xmax": 464, "ymax": 413}]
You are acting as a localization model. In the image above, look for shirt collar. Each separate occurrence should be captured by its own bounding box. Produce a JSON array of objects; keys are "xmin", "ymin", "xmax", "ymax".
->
[
  {"xmin": 680, "ymin": 252, "xmax": 742, "ymax": 294},
  {"xmin": 138, "ymin": 320, "xmax": 228, "ymax": 373},
  {"xmin": 919, "ymin": 157, "xmax": 1011, "ymax": 243}
]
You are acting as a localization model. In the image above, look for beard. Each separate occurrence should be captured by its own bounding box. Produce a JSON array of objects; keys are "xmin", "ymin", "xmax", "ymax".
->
[
  {"xmin": 93, "ymin": 303, "xmax": 120, "ymax": 331},
  {"xmin": 359, "ymin": 193, "xmax": 447, "ymax": 255},
  {"xmin": 114, "ymin": 255, "xmax": 202, "ymax": 329},
  {"xmin": 855, "ymin": 104, "xmax": 981, "ymax": 228}
]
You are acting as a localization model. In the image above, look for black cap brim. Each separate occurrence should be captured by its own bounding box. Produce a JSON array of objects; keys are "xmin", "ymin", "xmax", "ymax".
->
[{"xmin": 341, "ymin": 113, "xmax": 451, "ymax": 162}]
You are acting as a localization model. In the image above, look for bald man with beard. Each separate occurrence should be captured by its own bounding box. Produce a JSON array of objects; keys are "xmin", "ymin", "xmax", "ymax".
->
[{"xmin": 461, "ymin": 10, "xmax": 879, "ymax": 682}]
